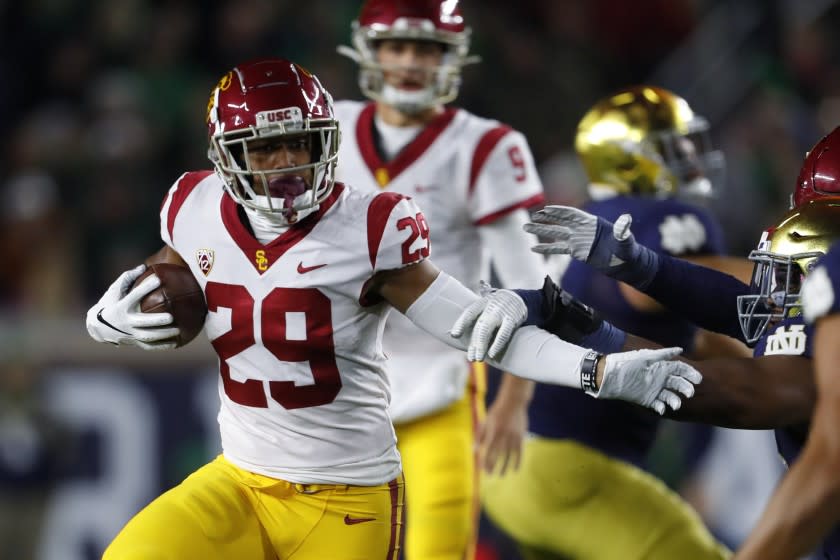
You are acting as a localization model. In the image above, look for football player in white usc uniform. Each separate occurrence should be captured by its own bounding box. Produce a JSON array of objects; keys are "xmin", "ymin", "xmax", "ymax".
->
[
  {"xmin": 85, "ymin": 58, "xmax": 701, "ymax": 560},
  {"xmin": 335, "ymin": 0, "xmax": 548, "ymax": 556}
]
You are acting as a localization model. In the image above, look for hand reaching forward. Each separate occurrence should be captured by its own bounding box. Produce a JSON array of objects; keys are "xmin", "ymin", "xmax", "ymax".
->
[
  {"xmin": 524, "ymin": 205, "xmax": 659, "ymax": 288},
  {"xmin": 596, "ymin": 347, "xmax": 701, "ymax": 415}
]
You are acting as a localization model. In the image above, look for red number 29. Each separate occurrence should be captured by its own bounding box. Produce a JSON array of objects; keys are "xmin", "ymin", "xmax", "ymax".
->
[
  {"xmin": 204, "ymin": 282, "xmax": 342, "ymax": 410},
  {"xmin": 397, "ymin": 212, "xmax": 431, "ymax": 265}
]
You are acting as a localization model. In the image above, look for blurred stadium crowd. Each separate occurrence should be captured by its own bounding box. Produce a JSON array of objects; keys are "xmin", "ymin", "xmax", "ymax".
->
[
  {"xmin": 1, "ymin": 0, "xmax": 840, "ymax": 558},
  {"xmin": 5, "ymin": 0, "xmax": 840, "ymax": 314}
]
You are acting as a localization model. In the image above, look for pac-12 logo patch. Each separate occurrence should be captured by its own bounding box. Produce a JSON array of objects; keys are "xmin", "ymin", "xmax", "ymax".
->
[{"xmin": 196, "ymin": 249, "xmax": 215, "ymax": 276}]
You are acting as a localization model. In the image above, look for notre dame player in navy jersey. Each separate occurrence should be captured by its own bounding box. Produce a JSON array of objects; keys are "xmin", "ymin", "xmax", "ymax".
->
[
  {"xmin": 736, "ymin": 239, "xmax": 840, "ymax": 560},
  {"xmin": 481, "ymin": 200, "xmax": 840, "ymax": 558},
  {"xmin": 481, "ymin": 87, "xmax": 736, "ymax": 560},
  {"xmin": 726, "ymin": 203, "xmax": 840, "ymax": 560},
  {"xmin": 537, "ymin": 195, "xmax": 726, "ymax": 464},
  {"xmin": 468, "ymin": 200, "xmax": 840, "ymax": 559},
  {"xmin": 461, "ymin": 127, "xmax": 840, "ymax": 560}
]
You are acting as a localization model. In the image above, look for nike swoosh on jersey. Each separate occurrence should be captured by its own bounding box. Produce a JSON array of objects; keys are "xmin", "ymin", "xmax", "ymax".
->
[
  {"xmin": 96, "ymin": 309, "xmax": 131, "ymax": 336},
  {"xmin": 343, "ymin": 514, "xmax": 376, "ymax": 525},
  {"xmin": 297, "ymin": 262, "xmax": 327, "ymax": 274}
]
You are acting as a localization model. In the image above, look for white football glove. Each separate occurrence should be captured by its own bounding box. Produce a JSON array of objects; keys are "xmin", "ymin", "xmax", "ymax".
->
[
  {"xmin": 595, "ymin": 347, "xmax": 701, "ymax": 415},
  {"xmin": 450, "ymin": 281, "xmax": 527, "ymax": 361},
  {"xmin": 526, "ymin": 205, "xmax": 634, "ymax": 260},
  {"xmin": 525, "ymin": 206, "xmax": 659, "ymax": 288},
  {"xmin": 85, "ymin": 264, "xmax": 181, "ymax": 351}
]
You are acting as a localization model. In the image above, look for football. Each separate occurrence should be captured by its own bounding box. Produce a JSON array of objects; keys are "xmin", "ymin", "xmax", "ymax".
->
[{"xmin": 133, "ymin": 263, "xmax": 207, "ymax": 348}]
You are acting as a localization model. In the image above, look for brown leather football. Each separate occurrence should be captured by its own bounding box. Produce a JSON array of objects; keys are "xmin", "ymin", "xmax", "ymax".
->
[{"xmin": 133, "ymin": 263, "xmax": 207, "ymax": 347}]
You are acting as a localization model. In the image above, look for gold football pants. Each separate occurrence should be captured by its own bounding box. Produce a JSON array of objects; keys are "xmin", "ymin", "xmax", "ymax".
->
[
  {"xmin": 482, "ymin": 437, "xmax": 730, "ymax": 560},
  {"xmin": 103, "ymin": 455, "xmax": 405, "ymax": 560},
  {"xmin": 395, "ymin": 362, "xmax": 486, "ymax": 560}
]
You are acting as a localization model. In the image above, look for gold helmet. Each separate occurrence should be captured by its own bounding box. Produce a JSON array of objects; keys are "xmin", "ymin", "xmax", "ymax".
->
[
  {"xmin": 575, "ymin": 85, "xmax": 724, "ymax": 197},
  {"xmin": 737, "ymin": 199, "xmax": 840, "ymax": 344}
]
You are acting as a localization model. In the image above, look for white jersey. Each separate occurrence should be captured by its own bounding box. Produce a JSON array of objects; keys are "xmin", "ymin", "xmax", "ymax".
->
[
  {"xmin": 159, "ymin": 171, "xmax": 432, "ymax": 485},
  {"xmin": 334, "ymin": 100, "xmax": 544, "ymax": 423}
]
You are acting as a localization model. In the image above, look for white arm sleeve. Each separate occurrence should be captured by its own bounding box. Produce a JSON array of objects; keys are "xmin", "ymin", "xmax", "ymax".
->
[
  {"xmin": 478, "ymin": 208, "xmax": 547, "ymax": 289},
  {"xmin": 405, "ymin": 271, "xmax": 588, "ymax": 388}
]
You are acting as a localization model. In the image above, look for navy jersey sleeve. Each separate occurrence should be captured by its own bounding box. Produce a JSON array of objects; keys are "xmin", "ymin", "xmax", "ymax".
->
[
  {"xmin": 645, "ymin": 255, "xmax": 749, "ymax": 340},
  {"xmin": 582, "ymin": 197, "xmax": 745, "ymax": 339},
  {"xmin": 802, "ymin": 241, "xmax": 840, "ymax": 323}
]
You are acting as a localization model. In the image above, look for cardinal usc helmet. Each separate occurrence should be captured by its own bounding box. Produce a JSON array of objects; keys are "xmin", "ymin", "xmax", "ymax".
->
[
  {"xmin": 791, "ymin": 126, "xmax": 840, "ymax": 208},
  {"xmin": 337, "ymin": 0, "xmax": 478, "ymax": 113},
  {"xmin": 737, "ymin": 199, "xmax": 840, "ymax": 344},
  {"xmin": 575, "ymin": 86, "xmax": 725, "ymax": 198},
  {"xmin": 206, "ymin": 58, "xmax": 339, "ymax": 218}
]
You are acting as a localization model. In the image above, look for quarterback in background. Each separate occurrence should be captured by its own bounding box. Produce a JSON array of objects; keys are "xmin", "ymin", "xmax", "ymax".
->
[
  {"xmin": 336, "ymin": 1, "xmax": 547, "ymax": 558},
  {"xmin": 479, "ymin": 87, "xmax": 735, "ymax": 560},
  {"xmin": 84, "ymin": 58, "xmax": 699, "ymax": 560}
]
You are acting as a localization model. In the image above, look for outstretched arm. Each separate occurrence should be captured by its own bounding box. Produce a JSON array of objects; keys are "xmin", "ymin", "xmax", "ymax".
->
[
  {"xmin": 644, "ymin": 252, "xmax": 749, "ymax": 340},
  {"xmin": 734, "ymin": 314, "xmax": 840, "ymax": 560},
  {"xmin": 451, "ymin": 279, "xmax": 815, "ymax": 429},
  {"xmin": 582, "ymin": 332, "xmax": 814, "ymax": 429},
  {"xmin": 666, "ymin": 354, "xmax": 815, "ymax": 429},
  {"xmin": 526, "ymin": 206, "xmax": 750, "ymax": 340},
  {"xmin": 372, "ymin": 260, "xmax": 700, "ymax": 415}
]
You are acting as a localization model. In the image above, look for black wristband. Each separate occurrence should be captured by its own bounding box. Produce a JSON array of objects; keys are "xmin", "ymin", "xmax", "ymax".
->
[
  {"xmin": 580, "ymin": 350, "xmax": 601, "ymax": 393},
  {"xmin": 540, "ymin": 276, "xmax": 603, "ymax": 343}
]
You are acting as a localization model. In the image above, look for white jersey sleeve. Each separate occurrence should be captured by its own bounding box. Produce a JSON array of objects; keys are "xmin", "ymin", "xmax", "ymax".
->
[
  {"xmin": 468, "ymin": 128, "xmax": 544, "ymax": 225},
  {"xmin": 367, "ymin": 192, "xmax": 432, "ymax": 273},
  {"xmin": 158, "ymin": 170, "xmax": 215, "ymax": 249},
  {"xmin": 478, "ymin": 209, "xmax": 548, "ymax": 288}
]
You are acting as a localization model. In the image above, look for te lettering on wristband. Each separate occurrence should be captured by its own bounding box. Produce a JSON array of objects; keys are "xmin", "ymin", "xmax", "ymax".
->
[{"xmin": 580, "ymin": 350, "xmax": 601, "ymax": 394}]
